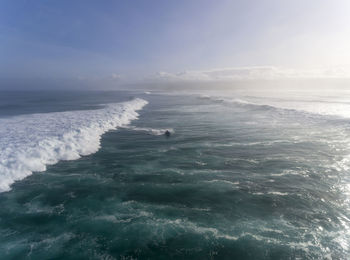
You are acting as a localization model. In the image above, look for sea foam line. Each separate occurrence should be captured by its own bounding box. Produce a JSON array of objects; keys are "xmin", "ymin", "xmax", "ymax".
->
[
  {"xmin": 126, "ymin": 126, "xmax": 174, "ymax": 136},
  {"xmin": 198, "ymin": 93, "xmax": 350, "ymax": 119},
  {"xmin": 0, "ymin": 98, "xmax": 148, "ymax": 192}
]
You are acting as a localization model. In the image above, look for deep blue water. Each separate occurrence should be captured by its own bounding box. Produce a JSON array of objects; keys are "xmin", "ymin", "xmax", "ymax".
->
[{"xmin": 0, "ymin": 90, "xmax": 349, "ymax": 259}]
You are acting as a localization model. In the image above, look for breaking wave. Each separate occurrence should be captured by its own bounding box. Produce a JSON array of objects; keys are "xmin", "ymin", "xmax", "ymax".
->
[
  {"xmin": 198, "ymin": 94, "xmax": 350, "ymax": 119},
  {"xmin": 0, "ymin": 98, "xmax": 148, "ymax": 192}
]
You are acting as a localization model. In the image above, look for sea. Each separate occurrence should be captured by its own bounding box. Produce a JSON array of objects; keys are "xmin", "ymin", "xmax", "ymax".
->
[{"xmin": 0, "ymin": 87, "xmax": 350, "ymax": 259}]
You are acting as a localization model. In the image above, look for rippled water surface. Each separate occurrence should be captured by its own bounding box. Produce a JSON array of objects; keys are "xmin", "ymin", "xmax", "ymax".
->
[{"xmin": 0, "ymin": 90, "xmax": 350, "ymax": 259}]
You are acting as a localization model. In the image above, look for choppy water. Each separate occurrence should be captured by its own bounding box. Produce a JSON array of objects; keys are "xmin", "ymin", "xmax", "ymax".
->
[{"xmin": 0, "ymin": 90, "xmax": 350, "ymax": 259}]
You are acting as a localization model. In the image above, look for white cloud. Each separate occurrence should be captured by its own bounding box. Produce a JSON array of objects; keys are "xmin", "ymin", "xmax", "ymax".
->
[
  {"xmin": 111, "ymin": 73, "xmax": 122, "ymax": 80},
  {"xmin": 149, "ymin": 66, "xmax": 350, "ymax": 82}
]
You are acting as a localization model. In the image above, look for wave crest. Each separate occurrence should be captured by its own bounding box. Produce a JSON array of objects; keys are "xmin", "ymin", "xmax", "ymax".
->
[{"xmin": 0, "ymin": 98, "xmax": 148, "ymax": 192}]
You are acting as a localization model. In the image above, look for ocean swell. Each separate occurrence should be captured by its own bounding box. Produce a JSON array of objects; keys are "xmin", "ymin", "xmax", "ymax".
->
[{"xmin": 0, "ymin": 98, "xmax": 148, "ymax": 192}]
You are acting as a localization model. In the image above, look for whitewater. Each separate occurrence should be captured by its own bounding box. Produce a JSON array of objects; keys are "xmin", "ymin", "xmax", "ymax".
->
[
  {"xmin": 198, "ymin": 93, "xmax": 350, "ymax": 119},
  {"xmin": 0, "ymin": 98, "xmax": 148, "ymax": 192}
]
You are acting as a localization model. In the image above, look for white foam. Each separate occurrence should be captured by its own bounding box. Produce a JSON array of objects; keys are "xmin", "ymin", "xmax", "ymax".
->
[
  {"xmin": 0, "ymin": 98, "xmax": 148, "ymax": 192},
  {"xmin": 204, "ymin": 179, "xmax": 239, "ymax": 186},
  {"xmin": 251, "ymin": 191, "xmax": 289, "ymax": 196},
  {"xmin": 270, "ymin": 169, "xmax": 309, "ymax": 177},
  {"xmin": 163, "ymin": 218, "xmax": 239, "ymax": 241},
  {"xmin": 267, "ymin": 191, "xmax": 289, "ymax": 196},
  {"xmin": 127, "ymin": 126, "xmax": 174, "ymax": 136},
  {"xmin": 198, "ymin": 93, "xmax": 350, "ymax": 118}
]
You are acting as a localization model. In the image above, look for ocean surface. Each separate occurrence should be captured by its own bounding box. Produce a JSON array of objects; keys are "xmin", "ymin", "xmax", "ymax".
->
[{"xmin": 0, "ymin": 89, "xmax": 350, "ymax": 259}]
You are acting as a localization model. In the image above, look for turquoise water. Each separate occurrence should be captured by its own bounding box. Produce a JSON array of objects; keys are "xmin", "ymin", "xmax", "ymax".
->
[{"xmin": 0, "ymin": 91, "xmax": 350, "ymax": 259}]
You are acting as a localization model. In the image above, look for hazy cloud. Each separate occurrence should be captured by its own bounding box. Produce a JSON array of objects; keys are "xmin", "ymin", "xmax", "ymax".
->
[
  {"xmin": 150, "ymin": 66, "xmax": 350, "ymax": 82},
  {"xmin": 111, "ymin": 73, "xmax": 122, "ymax": 80}
]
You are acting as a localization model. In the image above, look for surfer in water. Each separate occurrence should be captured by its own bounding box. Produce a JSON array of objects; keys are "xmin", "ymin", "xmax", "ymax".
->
[{"xmin": 165, "ymin": 130, "xmax": 171, "ymax": 137}]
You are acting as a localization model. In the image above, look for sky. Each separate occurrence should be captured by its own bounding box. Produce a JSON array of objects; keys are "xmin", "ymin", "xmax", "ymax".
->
[{"xmin": 1, "ymin": 0, "xmax": 350, "ymax": 87}]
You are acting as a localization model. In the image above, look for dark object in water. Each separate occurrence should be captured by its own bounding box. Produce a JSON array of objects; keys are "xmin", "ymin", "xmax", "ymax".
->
[{"xmin": 165, "ymin": 130, "xmax": 171, "ymax": 137}]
